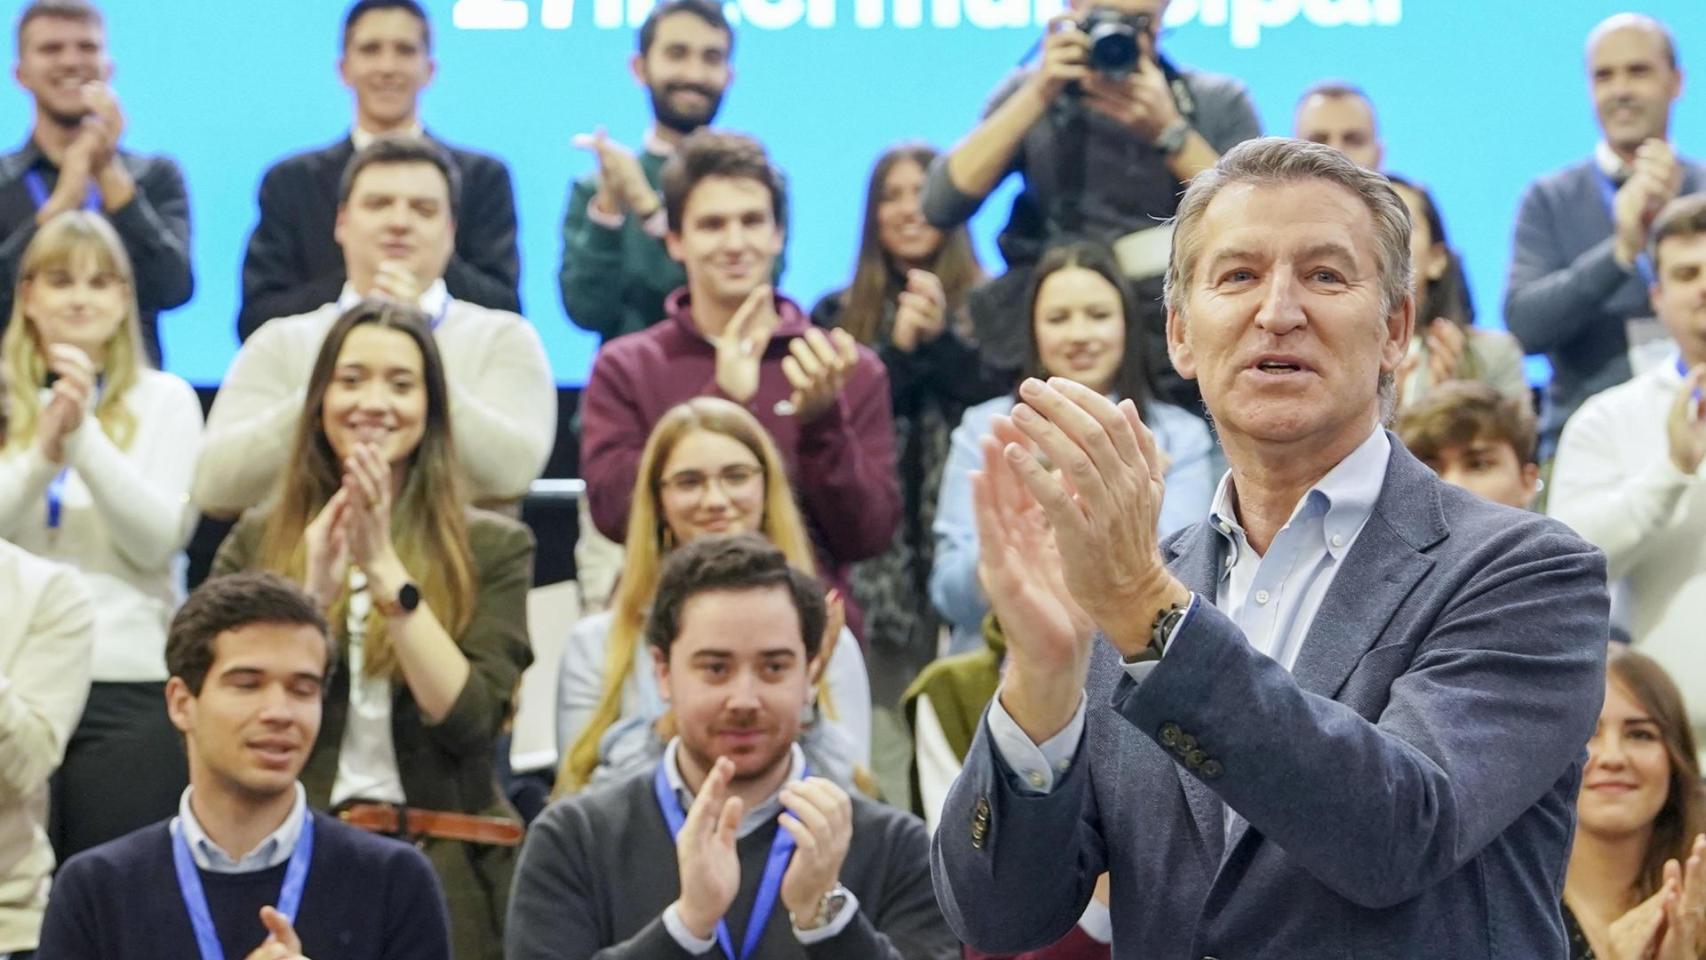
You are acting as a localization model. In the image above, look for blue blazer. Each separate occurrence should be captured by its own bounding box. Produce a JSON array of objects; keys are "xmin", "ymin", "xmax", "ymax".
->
[{"xmin": 931, "ymin": 437, "xmax": 1609, "ymax": 959}]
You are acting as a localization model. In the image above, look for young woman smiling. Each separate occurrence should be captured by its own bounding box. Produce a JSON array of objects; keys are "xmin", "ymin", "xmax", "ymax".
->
[
  {"xmin": 212, "ymin": 299, "xmax": 534, "ymax": 960},
  {"xmin": 0, "ymin": 211, "xmax": 201, "ymax": 860}
]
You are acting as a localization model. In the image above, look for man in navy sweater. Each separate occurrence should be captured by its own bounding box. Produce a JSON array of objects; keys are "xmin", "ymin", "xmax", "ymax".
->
[
  {"xmin": 1505, "ymin": 12, "xmax": 1704, "ymax": 455},
  {"xmin": 37, "ymin": 572, "xmax": 451, "ymax": 960}
]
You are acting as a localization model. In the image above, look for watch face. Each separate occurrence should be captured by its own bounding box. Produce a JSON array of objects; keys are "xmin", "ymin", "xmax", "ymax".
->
[{"xmin": 397, "ymin": 582, "xmax": 421, "ymax": 612}]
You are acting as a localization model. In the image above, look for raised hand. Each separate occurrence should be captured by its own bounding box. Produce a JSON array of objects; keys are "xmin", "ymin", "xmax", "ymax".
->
[
  {"xmin": 782, "ymin": 327, "xmax": 859, "ymax": 423},
  {"xmin": 342, "ymin": 442, "xmax": 395, "ymax": 570},
  {"xmin": 778, "ymin": 778, "xmax": 854, "ymax": 925},
  {"xmin": 303, "ymin": 488, "xmax": 353, "ymax": 610},
  {"xmin": 242, "ymin": 906, "xmax": 309, "ymax": 960},
  {"xmin": 36, "ymin": 344, "xmax": 96, "ymax": 463},
  {"xmin": 1082, "ymin": 53, "xmax": 1180, "ymax": 142},
  {"xmin": 1422, "ymin": 318, "xmax": 1467, "ymax": 387},
  {"xmin": 974, "ymin": 416, "xmax": 1096, "ymax": 742},
  {"xmin": 1023, "ymin": 15, "xmax": 1090, "ymax": 104},
  {"xmin": 1654, "ymin": 834, "xmax": 1706, "ymax": 960},
  {"xmin": 1003, "ymin": 377, "xmax": 1186, "ymax": 658},
  {"xmin": 714, "ymin": 285, "xmax": 780, "ymax": 405},
  {"xmin": 1667, "ymin": 366, "xmax": 1706, "ymax": 475},
  {"xmin": 371, "ymin": 260, "xmax": 422, "ymax": 305},
  {"xmin": 891, "ymin": 269, "xmax": 947, "ymax": 353},
  {"xmin": 673, "ymin": 756, "xmax": 744, "ymax": 940},
  {"xmin": 573, "ymin": 128, "xmax": 656, "ymax": 218}
]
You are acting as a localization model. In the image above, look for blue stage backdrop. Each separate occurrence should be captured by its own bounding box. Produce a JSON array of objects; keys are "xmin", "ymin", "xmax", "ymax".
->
[{"xmin": 1, "ymin": 0, "xmax": 1699, "ymax": 387}]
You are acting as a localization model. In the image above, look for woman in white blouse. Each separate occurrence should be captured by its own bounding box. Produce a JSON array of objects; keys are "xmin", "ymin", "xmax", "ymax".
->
[{"xmin": 0, "ymin": 211, "xmax": 201, "ymax": 859}]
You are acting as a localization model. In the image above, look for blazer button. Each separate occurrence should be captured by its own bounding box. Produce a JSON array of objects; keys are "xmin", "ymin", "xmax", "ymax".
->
[
  {"xmin": 975, "ymin": 797, "xmax": 991, "ymax": 820},
  {"xmin": 1201, "ymin": 759, "xmax": 1224, "ymax": 780},
  {"xmin": 1159, "ymin": 723, "xmax": 1182, "ymax": 747},
  {"xmin": 1178, "ymin": 733, "xmax": 1198, "ymax": 752},
  {"xmin": 1185, "ymin": 749, "xmax": 1206, "ymax": 770}
]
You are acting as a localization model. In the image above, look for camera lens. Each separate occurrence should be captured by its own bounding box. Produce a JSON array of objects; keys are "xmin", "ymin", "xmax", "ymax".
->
[{"xmin": 1087, "ymin": 21, "xmax": 1138, "ymax": 74}]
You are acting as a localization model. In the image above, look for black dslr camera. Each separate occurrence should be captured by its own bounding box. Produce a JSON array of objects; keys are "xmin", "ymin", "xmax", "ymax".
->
[{"xmin": 1077, "ymin": 8, "xmax": 1152, "ymax": 76}]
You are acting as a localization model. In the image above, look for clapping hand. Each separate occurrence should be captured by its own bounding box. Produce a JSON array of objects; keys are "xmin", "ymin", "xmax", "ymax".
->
[
  {"xmin": 778, "ymin": 778, "xmax": 853, "ymax": 926},
  {"xmin": 672, "ymin": 757, "xmax": 744, "ymax": 940},
  {"xmin": 1653, "ymin": 834, "xmax": 1706, "ymax": 960},
  {"xmin": 371, "ymin": 260, "xmax": 422, "ymax": 305},
  {"xmin": 1666, "ymin": 366, "xmax": 1706, "ymax": 476},
  {"xmin": 303, "ymin": 489, "xmax": 353, "ymax": 610},
  {"xmin": 574, "ymin": 128, "xmax": 657, "ymax": 218},
  {"xmin": 782, "ymin": 327, "xmax": 859, "ymax": 423},
  {"xmin": 36, "ymin": 344, "xmax": 96, "ymax": 463},
  {"xmin": 714, "ymin": 285, "xmax": 781, "ymax": 405},
  {"xmin": 1614, "ymin": 139, "xmax": 1684, "ymax": 268},
  {"xmin": 242, "ymin": 906, "xmax": 310, "ymax": 960},
  {"xmin": 891, "ymin": 270, "xmax": 947, "ymax": 353}
]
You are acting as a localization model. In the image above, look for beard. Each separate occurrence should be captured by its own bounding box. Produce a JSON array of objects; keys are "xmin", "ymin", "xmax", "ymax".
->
[{"xmin": 650, "ymin": 82, "xmax": 724, "ymax": 135}]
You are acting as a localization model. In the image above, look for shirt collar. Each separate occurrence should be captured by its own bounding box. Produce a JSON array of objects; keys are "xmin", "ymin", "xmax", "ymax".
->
[
  {"xmin": 643, "ymin": 127, "xmax": 678, "ymax": 158},
  {"xmin": 663, "ymin": 738, "xmax": 806, "ymax": 840},
  {"xmin": 351, "ymin": 122, "xmax": 424, "ymax": 151},
  {"xmin": 1209, "ymin": 428, "xmax": 1390, "ymax": 562},
  {"xmin": 1596, "ymin": 141, "xmax": 1633, "ymax": 183},
  {"xmin": 173, "ymin": 782, "xmax": 308, "ymax": 874},
  {"xmin": 335, "ymin": 279, "xmax": 451, "ymax": 319}
]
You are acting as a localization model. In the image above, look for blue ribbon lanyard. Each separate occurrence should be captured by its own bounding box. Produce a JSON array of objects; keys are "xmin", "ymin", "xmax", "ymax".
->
[
  {"xmin": 22, "ymin": 168, "xmax": 101, "ymax": 213},
  {"xmin": 44, "ymin": 468, "xmax": 70, "ymax": 530},
  {"xmin": 653, "ymin": 760, "xmax": 802, "ymax": 960},
  {"xmin": 171, "ymin": 811, "xmax": 315, "ymax": 960},
  {"xmin": 1597, "ymin": 172, "xmax": 1655, "ymax": 288}
]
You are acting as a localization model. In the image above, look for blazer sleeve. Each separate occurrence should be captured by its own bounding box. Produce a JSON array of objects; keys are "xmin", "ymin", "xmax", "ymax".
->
[
  {"xmin": 1113, "ymin": 522, "xmax": 1608, "ymax": 910},
  {"xmin": 210, "ymin": 508, "xmax": 266, "ymax": 578},
  {"xmin": 239, "ymin": 160, "xmax": 346, "ymax": 340},
  {"xmin": 108, "ymin": 154, "xmax": 193, "ymax": 313},
  {"xmin": 443, "ymin": 153, "xmax": 521, "ymax": 313},
  {"xmin": 420, "ymin": 514, "xmax": 536, "ymax": 758}
]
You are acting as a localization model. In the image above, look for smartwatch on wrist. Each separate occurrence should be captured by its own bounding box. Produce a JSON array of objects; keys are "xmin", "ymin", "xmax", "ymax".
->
[
  {"xmin": 793, "ymin": 884, "xmax": 851, "ymax": 932},
  {"xmin": 376, "ymin": 581, "xmax": 421, "ymax": 619}
]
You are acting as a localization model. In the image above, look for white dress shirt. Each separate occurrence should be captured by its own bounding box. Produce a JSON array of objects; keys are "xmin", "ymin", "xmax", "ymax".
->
[
  {"xmin": 988, "ymin": 428, "xmax": 1392, "ymax": 849},
  {"xmin": 656, "ymin": 739, "xmax": 861, "ymax": 953},
  {"xmin": 328, "ymin": 570, "xmax": 406, "ymax": 807},
  {"xmin": 171, "ymin": 782, "xmax": 309, "ymax": 874}
]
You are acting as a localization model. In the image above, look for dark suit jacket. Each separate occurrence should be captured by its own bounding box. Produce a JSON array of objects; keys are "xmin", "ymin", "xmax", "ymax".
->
[
  {"xmin": 0, "ymin": 140, "xmax": 192, "ymax": 365},
  {"xmin": 933, "ymin": 437, "xmax": 1610, "ymax": 959},
  {"xmin": 238, "ymin": 134, "xmax": 520, "ymax": 339}
]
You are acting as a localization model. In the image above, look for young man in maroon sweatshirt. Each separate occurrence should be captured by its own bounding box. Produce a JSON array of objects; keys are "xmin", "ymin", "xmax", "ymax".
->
[{"xmin": 578, "ymin": 130, "xmax": 900, "ymax": 629}]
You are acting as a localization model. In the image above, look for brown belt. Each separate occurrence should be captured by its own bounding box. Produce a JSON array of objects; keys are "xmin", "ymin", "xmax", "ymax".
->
[{"xmin": 336, "ymin": 802, "xmax": 525, "ymax": 847}]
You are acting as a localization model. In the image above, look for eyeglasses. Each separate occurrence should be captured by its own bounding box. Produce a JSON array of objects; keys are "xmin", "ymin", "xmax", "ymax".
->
[{"xmin": 658, "ymin": 464, "xmax": 764, "ymax": 499}]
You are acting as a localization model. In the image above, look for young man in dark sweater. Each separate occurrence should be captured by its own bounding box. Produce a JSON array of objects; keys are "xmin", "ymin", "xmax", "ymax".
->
[
  {"xmin": 507, "ymin": 535, "xmax": 958, "ymax": 960},
  {"xmin": 37, "ymin": 572, "xmax": 451, "ymax": 960}
]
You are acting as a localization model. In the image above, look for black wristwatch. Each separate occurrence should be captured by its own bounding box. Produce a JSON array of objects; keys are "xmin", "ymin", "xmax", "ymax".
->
[
  {"xmin": 377, "ymin": 581, "xmax": 421, "ymax": 618},
  {"xmin": 1126, "ymin": 597, "xmax": 1190, "ymax": 665}
]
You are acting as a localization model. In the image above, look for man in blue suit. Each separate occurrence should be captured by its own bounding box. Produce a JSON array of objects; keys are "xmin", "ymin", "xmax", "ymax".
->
[{"xmin": 931, "ymin": 137, "xmax": 1610, "ymax": 959}]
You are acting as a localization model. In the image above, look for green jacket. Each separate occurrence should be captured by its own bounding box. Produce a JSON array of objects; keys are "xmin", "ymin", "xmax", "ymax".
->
[
  {"xmin": 901, "ymin": 615, "xmax": 1006, "ymax": 815},
  {"xmin": 558, "ymin": 149, "xmax": 788, "ymax": 343},
  {"xmin": 213, "ymin": 507, "xmax": 535, "ymax": 960}
]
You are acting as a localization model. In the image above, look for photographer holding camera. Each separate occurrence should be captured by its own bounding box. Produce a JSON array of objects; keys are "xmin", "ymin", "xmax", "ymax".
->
[{"xmin": 922, "ymin": 0, "xmax": 1259, "ymax": 402}]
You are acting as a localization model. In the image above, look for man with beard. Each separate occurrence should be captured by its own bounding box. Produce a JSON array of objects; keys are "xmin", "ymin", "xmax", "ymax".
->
[
  {"xmin": 0, "ymin": 0, "xmax": 192, "ymax": 366},
  {"xmin": 506, "ymin": 534, "xmax": 955, "ymax": 960},
  {"xmin": 1505, "ymin": 13, "xmax": 1704, "ymax": 457},
  {"xmin": 559, "ymin": 0, "xmax": 786, "ymax": 345},
  {"xmin": 238, "ymin": 0, "xmax": 520, "ymax": 340}
]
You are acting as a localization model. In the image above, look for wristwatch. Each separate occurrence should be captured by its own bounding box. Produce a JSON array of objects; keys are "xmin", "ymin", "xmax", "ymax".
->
[
  {"xmin": 1154, "ymin": 117, "xmax": 1191, "ymax": 157},
  {"xmin": 1125, "ymin": 596, "xmax": 1190, "ymax": 665},
  {"xmin": 792, "ymin": 884, "xmax": 851, "ymax": 932},
  {"xmin": 375, "ymin": 581, "xmax": 421, "ymax": 618}
]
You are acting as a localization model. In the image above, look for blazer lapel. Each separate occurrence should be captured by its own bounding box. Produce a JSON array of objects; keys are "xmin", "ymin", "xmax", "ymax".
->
[{"xmin": 1163, "ymin": 524, "xmax": 1229, "ymax": 861}]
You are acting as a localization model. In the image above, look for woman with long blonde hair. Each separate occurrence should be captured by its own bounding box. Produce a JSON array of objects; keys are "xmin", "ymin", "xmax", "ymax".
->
[
  {"xmin": 212, "ymin": 299, "xmax": 534, "ymax": 960},
  {"xmin": 555, "ymin": 397, "xmax": 870, "ymax": 797},
  {"xmin": 0, "ymin": 210, "xmax": 201, "ymax": 860}
]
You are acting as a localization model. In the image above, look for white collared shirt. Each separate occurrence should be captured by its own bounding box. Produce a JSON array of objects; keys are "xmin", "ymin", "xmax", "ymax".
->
[
  {"xmin": 1595, "ymin": 140, "xmax": 1632, "ymax": 182},
  {"xmin": 171, "ymin": 783, "xmax": 309, "ymax": 874},
  {"xmin": 988, "ymin": 429, "xmax": 1393, "ymax": 822},
  {"xmin": 335, "ymin": 279, "xmax": 450, "ymax": 322},
  {"xmin": 329, "ymin": 568, "xmax": 407, "ymax": 807},
  {"xmin": 657, "ymin": 738, "xmax": 860, "ymax": 952},
  {"xmin": 350, "ymin": 123, "xmax": 425, "ymax": 151}
]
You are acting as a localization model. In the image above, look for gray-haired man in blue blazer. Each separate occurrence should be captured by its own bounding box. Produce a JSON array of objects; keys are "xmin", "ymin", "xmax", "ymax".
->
[{"xmin": 931, "ymin": 137, "xmax": 1610, "ymax": 960}]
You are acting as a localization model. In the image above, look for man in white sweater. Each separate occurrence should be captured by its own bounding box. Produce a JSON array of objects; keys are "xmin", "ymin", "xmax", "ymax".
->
[
  {"xmin": 194, "ymin": 136, "xmax": 555, "ymax": 516},
  {"xmin": 1551, "ymin": 193, "xmax": 1706, "ymax": 750}
]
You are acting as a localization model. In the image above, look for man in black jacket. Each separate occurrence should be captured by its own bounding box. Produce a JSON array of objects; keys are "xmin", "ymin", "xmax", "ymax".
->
[
  {"xmin": 0, "ymin": 0, "xmax": 192, "ymax": 366},
  {"xmin": 237, "ymin": 0, "xmax": 519, "ymax": 339}
]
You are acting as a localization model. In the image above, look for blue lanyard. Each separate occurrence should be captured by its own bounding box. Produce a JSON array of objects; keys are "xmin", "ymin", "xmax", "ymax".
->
[
  {"xmin": 22, "ymin": 168, "xmax": 100, "ymax": 212},
  {"xmin": 430, "ymin": 298, "xmax": 449, "ymax": 329},
  {"xmin": 171, "ymin": 811, "xmax": 315, "ymax": 960},
  {"xmin": 653, "ymin": 760, "xmax": 801, "ymax": 960},
  {"xmin": 1597, "ymin": 172, "xmax": 1656, "ymax": 287},
  {"xmin": 44, "ymin": 468, "xmax": 70, "ymax": 529}
]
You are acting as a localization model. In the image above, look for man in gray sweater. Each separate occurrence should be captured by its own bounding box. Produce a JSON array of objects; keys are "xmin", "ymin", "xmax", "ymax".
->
[
  {"xmin": 506, "ymin": 535, "xmax": 957, "ymax": 960},
  {"xmin": 1505, "ymin": 12, "xmax": 1704, "ymax": 454}
]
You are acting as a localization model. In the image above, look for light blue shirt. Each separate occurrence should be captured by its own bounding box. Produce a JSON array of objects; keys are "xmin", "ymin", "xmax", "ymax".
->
[
  {"xmin": 931, "ymin": 394, "xmax": 1218, "ymax": 652},
  {"xmin": 169, "ymin": 782, "xmax": 309, "ymax": 874},
  {"xmin": 988, "ymin": 428, "xmax": 1392, "ymax": 848}
]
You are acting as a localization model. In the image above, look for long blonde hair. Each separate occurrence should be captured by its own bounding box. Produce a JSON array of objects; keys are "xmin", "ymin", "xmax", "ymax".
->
[
  {"xmin": 557, "ymin": 398, "xmax": 820, "ymax": 795},
  {"xmin": 2, "ymin": 211, "xmax": 145, "ymax": 450},
  {"xmin": 251, "ymin": 300, "xmax": 475, "ymax": 677}
]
